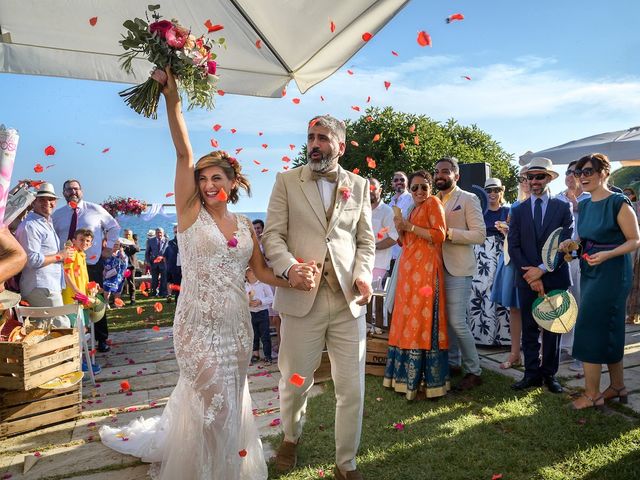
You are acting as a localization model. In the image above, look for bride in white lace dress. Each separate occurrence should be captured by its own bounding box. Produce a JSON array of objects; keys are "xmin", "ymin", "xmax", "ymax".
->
[{"xmin": 100, "ymin": 69, "xmax": 315, "ymax": 479}]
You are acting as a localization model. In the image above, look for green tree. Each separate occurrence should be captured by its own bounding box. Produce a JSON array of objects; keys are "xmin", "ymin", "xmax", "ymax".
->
[{"xmin": 294, "ymin": 106, "xmax": 518, "ymax": 202}]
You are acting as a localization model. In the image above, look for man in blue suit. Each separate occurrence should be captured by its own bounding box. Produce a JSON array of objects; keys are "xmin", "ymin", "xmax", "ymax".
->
[
  {"xmin": 145, "ymin": 227, "xmax": 169, "ymax": 298},
  {"xmin": 508, "ymin": 157, "xmax": 573, "ymax": 393}
]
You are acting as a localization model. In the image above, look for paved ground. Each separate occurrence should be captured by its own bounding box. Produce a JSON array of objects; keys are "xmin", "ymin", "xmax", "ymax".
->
[{"xmin": 1, "ymin": 322, "xmax": 639, "ymax": 479}]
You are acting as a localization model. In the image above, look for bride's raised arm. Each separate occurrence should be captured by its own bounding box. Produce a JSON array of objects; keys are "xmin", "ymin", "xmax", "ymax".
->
[{"xmin": 161, "ymin": 67, "xmax": 199, "ymax": 232}]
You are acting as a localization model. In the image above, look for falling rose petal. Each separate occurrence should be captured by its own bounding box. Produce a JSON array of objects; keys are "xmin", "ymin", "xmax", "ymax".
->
[
  {"xmin": 289, "ymin": 144, "xmax": 296, "ymax": 150},
  {"xmin": 152, "ymin": 325, "xmax": 160, "ymax": 331},
  {"xmin": 255, "ymin": 39, "xmax": 262, "ymax": 49},
  {"xmin": 261, "ymin": 168, "xmax": 269, "ymax": 173},
  {"xmin": 114, "ymin": 298, "xmax": 125, "ymax": 307},
  {"xmin": 281, "ymin": 156, "xmax": 291, "ymax": 163},
  {"xmin": 281, "ymin": 87, "xmax": 287, "ymax": 97},
  {"xmin": 347, "ymin": 70, "xmax": 354, "ymax": 75},
  {"xmin": 253, "ymin": 160, "xmax": 261, "ymax": 165},
  {"xmin": 258, "ymin": 132, "xmax": 263, "ymax": 136},
  {"xmin": 102, "ymin": 147, "xmax": 110, "ymax": 153},
  {"xmin": 213, "ymin": 124, "xmax": 222, "ymax": 131},
  {"xmin": 366, "ymin": 96, "xmax": 371, "ymax": 103},
  {"xmin": 309, "ymin": 118, "xmax": 320, "ymax": 128},
  {"xmin": 391, "ymin": 50, "xmax": 399, "ymax": 56},
  {"xmin": 165, "ymin": 192, "xmax": 174, "ymax": 198},
  {"xmin": 414, "ymin": 135, "xmax": 420, "ymax": 145},
  {"xmin": 44, "ymin": 145, "xmax": 56, "ymax": 156},
  {"xmin": 283, "ymin": 166, "xmax": 289, "ymax": 170},
  {"xmin": 230, "ymin": 128, "xmax": 237, "ymax": 134},
  {"xmin": 89, "ymin": 255, "xmax": 97, "ymax": 261},
  {"xmin": 261, "ymin": 144, "xmax": 268, "ymax": 149},
  {"xmin": 351, "ymin": 106, "xmax": 361, "ymax": 112},
  {"xmin": 350, "ymin": 140, "xmax": 359, "ymax": 147},
  {"xmin": 446, "ymin": 13, "xmax": 465, "ymax": 24},
  {"xmin": 292, "ymin": 98, "xmax": 301, "ymax": 104},
  {"xmin": 34, "ymin": 163, "xmax": 44, "ymax": 173},
  {"xmin": 89, "ymin": 16, "xmax": 98, "ymax": 26},
  {"xmin": 136, "ymin": 307, "xmax": 143, "ymax": 315},
  {"xmin": 210, "ymin": 138, "xmax": 219, "ymax": 148},
  {"xmin": 320, "ymin": 95, "xmax": 325, "ymax": 102},
  {"xmin": 239, "ymin": 449, "xmax": 248, "ymax": 457},
  {"xmin": 418, "ymin": 285, "xmax": 433, "ymax": 296},
  {"xmin": 154, "ymin": 302, "xmax": 163, "ymax": 313},
  {"xmin": 120, "ymin": 380, "xmax": 131, "ymax": 391},
  {"xmin": 581, "ymin": 253, "xmax": 590, "ymax": 260},
  {"xmin": 352, "ymin": 168, "xmax": 360, "ymax": 174},
  {"xmin": 417, "ymin": 30, "xmax": 432, "ymax": 47},
  {"xmin": 461, "ymin": 75, "xmax": 472, "ymax": 81},
  {"xmin": 217, "ymin": 89, "xmax": 225, "ymax": 96},
  {"xmin": 329, "ymin": 20, "xmax": 336, "ymax": 33},
  {"xmin": 289, "ymin": 373, "xmax": 306, "ymax": 387},
  {"xmin": 204, "ymin": 20, "xmax": 224, "ymax": 32},
  {"xmin": 372, "ymin": 134, "xmax": 381, "ymax": 142},
  {"xmin": 377, "ymin": 232, "xmax": 384, "ymax": 239},
  {"xmin": 379, "ymin": 227, "xmax": 390, "ymax": 235},
  {"xmin": 215, "ymin": 189, "xmax": 228, "ymax": 202},
  {"xmin": 30, "ymin": 180, "xmax": 45, "ymax": 188},
  {"xmin": 366, "ymin": 157, "xmax": 376, "ymax": 169},
  {"xmin": 384, "ymin": 81, "xmax": 391, "ymax": 90},
  {"xmin": 68, "ymin": 201, "xmax": 78, "ymax": 209},
  {"xmin": 19, "ymin": 300, "xmax": 30, "ymax": 306},
  {"xmin": 362, "ymin": 32, "xmax": 373, "ymax": 42},
  {"xmin": 45, "ymin": 164, "xmax": 55, "ymax": 170},
  {"xmin": 235, "ymin": 148, "xmax": 243, "ymax": 154}
]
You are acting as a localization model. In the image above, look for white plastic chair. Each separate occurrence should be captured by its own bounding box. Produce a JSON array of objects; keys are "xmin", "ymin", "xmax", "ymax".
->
[{"xmin": 14, "ymin": 303, "xmax": 96, "ymax": 385}]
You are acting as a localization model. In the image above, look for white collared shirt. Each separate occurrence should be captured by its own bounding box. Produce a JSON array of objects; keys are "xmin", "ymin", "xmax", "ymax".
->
[{"xmin": 316, "ymin": 165, "xmax": 339, "ymax": 212}]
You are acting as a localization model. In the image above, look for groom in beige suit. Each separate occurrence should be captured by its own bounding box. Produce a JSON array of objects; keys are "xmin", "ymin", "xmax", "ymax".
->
[{"xmin": 262, "ymin": 115, "xmax": 375, "ymax": 480}]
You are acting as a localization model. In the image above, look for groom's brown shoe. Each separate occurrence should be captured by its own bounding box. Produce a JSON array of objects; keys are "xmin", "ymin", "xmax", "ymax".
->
[
  {"xmin": 334, "ymin": 467, "xmax": 364, "ymax": 480},
  {"xmin": 275, "ymin": 440, "xmax": 298, "ymax": 473}
]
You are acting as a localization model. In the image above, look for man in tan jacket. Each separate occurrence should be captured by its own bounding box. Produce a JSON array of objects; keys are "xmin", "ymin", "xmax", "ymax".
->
[
  {"xmin": 435, "ymin": 157, "xmax": 486, "ymax": 390},
  {"xmin": 262, "ymin": 115, "xmax": 375, "ymax": 480}
]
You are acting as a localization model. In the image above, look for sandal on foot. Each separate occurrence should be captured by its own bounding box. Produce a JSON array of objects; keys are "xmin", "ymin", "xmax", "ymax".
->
[
  {"xmin": 603, "ymin": 385, "xmax": 628, "ymax": 404},
  {"xmin": 570, "ymin": 393, "xmax": 605, "ymax": 411},
  {"xmin": 500, "ymin": 354, "xmax": 522, "ymax": 369}
]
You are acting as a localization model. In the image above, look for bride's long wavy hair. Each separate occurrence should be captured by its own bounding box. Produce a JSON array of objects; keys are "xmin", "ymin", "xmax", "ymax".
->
[{"xmin": 191, "ymin": 151, "xmax": 251, "ymax": 205}]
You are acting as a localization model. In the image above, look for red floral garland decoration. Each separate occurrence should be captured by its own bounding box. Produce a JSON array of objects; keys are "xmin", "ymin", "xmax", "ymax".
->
[{"xmin": 101, "ymin": 196, "xmax": 147, "ymax": 217}]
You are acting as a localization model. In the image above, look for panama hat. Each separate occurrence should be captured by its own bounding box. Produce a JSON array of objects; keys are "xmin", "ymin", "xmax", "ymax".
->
[
  {"xmin": 0, "ymin": 289, "xmax": 21, "ymax": 311},
  {"xmin": 35, "ymin": 182, "xmax": 60, "ymax": 199},
  {"xmin": 526, "ymin": 157, "xmax": 559, "ymax": 180},
  {"xmin": 87, "ymin": 295, "xmax": 107, "ymax": 323},
  {"xmin": 484, "ymin": 178, "xmax": 504, "ymax": 189}
]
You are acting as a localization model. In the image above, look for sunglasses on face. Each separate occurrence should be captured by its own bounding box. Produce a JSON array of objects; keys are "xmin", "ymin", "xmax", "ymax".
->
[
  {"xmin": 526, "ymin": 173, "xmax": 548, "ymax": 181},
  {"xmin": 573, "ymin": 168, "xmax": 596, "ymax": 178},
  {"xmin": 517, "ymin": 176, "xmax": 527, "ymax": 183},
  {"xmin": 410, "ymin": 184, "xmax": 429, "ymax": 192},
  {"xmin": 485, "ymin": 187, "xmax": 502, "ymax": 194},
  {"xmin": 565, "ymin": 169, "xmax": 575, "ymax": 176}
]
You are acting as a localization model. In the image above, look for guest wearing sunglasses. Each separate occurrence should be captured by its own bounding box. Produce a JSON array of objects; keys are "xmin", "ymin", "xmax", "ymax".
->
[
  {"xmin": 559, "ymin": 153, "xmax": 640, "ymax": 409},
  {"xmin": 508, "ymin": 157, "xmax": 573, "ymax": 394},
  {"xmin": 468, "ymin": 178, "xmax": 510, "ymax": 348},
  {"xmin": 384, "ymin": 170, "xmax": 449, "ymax": 399}
]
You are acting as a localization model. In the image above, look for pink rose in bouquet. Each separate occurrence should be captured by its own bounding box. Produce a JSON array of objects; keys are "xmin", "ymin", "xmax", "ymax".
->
[
  {"xmin": 207, "ymin": 61, "xmax": 217, "ymax": 75},
  {"xmin": 165, "ymin": 25, "xmax": 189, "ymax": 48},
  {"xmin": 149, "ymin": 20, "xmax": 173, "ymax": 37}
]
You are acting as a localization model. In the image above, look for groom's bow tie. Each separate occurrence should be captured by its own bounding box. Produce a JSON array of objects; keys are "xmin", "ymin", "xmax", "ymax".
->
[{"xmin": 311, "ymin": 170, "xmax": 338, "ymax": 183}]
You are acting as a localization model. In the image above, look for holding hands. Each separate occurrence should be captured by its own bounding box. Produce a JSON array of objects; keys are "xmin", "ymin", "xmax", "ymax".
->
[
  {"xmin": 393, "ymin": 215, "xmax": 412, "ymax": 232},
  {"xmin": 288, "ymin": 261, "xmax": 320, "ymax": 292}
]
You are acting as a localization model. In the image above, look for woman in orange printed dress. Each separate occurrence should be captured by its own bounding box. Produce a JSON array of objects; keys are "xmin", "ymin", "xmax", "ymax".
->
[{"xmin": 383, "ymin": 170, "xmax": 449, "ymax": 400}]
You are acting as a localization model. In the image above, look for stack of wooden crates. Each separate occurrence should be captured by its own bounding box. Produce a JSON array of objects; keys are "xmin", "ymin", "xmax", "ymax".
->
[{"xmin": 0, "ymin": 329, "xmax": 82, "ymax": 438}]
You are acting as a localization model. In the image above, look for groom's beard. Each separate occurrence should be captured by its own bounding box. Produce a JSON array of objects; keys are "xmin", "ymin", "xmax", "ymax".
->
[{"xmin": 307, "ymin": 147, "xmax": 338, "ymax": 172}]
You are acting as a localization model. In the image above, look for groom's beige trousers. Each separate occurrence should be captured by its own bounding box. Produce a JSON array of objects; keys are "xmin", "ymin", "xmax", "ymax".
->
[{"xmin": 278, "ymin": 283, "xmax": 366, "ymax": 472}]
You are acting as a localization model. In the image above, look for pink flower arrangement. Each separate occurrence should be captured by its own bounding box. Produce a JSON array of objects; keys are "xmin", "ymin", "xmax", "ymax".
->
[
  {"xmin": 101, "ymin": 196, "xmax": 147, "ymax": 217},
  {"xmin": 339, "ymin": 186, "xmax": 351, "ymax": 201}
]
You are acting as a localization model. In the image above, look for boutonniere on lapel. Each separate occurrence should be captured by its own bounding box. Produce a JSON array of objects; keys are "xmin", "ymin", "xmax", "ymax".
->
[{"xmin": 338, "ymin": 186, "xmax": 351, "ymax": 201}]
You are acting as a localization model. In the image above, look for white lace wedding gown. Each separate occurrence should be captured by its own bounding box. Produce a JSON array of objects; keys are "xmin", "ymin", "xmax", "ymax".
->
[{"xmin": 100, "ymin": 209, "xmax": 267, "ymax": 479}]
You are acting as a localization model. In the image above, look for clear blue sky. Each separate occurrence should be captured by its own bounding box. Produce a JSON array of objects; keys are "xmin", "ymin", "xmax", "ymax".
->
[{"xmin": 3, "ymin": 0, "xmax": 640, "ymax": 211}]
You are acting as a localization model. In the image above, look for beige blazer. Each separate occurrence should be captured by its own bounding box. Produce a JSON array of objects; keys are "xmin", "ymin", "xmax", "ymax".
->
[
  {"xmin": 262, "ymin": 164, "xmax": 375, "ymax": 318},
  {"xmin": 440, "ymin": 186, "xmax": 486, "ymax": 277}
]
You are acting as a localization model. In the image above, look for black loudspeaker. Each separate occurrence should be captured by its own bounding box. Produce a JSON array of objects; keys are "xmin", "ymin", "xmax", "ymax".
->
[{"xmin": 458, "ymin": 162, "xmax": 491, "ymax": 213}]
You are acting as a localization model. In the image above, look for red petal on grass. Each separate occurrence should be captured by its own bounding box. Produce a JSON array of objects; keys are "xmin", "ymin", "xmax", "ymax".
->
[
  {"xmin": 418, "ymin": 285, "xmax": 433, "ymax": 296},
  {"xmin": 114, "ymin": 298, "xmax": 125, "ymax": 307},
  {"xmin": 44, "ymin": 145, "xmax": 56, "ymax": 156},
  {"xmin": 391, "ymin": 50, "xmax": 399, "ymax": 56},
  {"xmin": 393, "ymin": 422, "xmax": 405, "ymax": 430},
  {"xmin": 217, "ymin": 89, "xmax": 225, "ymax": 96},
  {"xmin": 384, "ymin": 81, "xmax": 391, "ymax": 90},
  {"xmin": 210, "ymin": 138, "xmax": 219, "ymax": 148},
  {"xmin": 350, "ymin": 140, "xmax": 359, "ymax": 147},
  {"xmin": 255, "ymin": 39, "xmax": 262, "ymax": 49},
  {"xmin": 492, "ymin": 475, "xmax": 503, "ymax": 480},
  {"xmin": 289, "ymin": 373, "xmax": 306, "ymax": 387},
  {"xmin": 362, "ymin": 32, "xmax": 373, "ymax": 42},
  {"xmin": 154, "ymin": 302, "xmax": 163, "ymax": 313},
  {"xmin": 204, "ymin": 20, "xmax": 224, "ymax": 32},
  {"xmin": 372, "ymin": 134, "xmax": 380, "ymax": 142},
  {"xmin": 213, "ymin": 124, "xmax": 222, "ymax": 131},
  {"xmin": 152, "ymin": 325, "xmax": 160, "ymax": 331},
  {"xmin": 253, "ymin": 160, "xmax": 261, "ymax": 165},
  {"xmin": 366, "ymin": 157, "xmax": 376, "ymax": 168},
  {"xmin": 282, "ymin": 156, "xmax": 291, "ymax": 162},
  {"xmin": 351, "ymin": 106, "xmax": 360, "ymax": 112},
  {"xmin": 165, "ymin": 192, "xmax": 174, "ymax": 198},
  {"xmin": 119, "ymin": 381, "xmax": 130, "ymax": 391},
  {"xmin": 89, "ymin": 17, "xmax": 98, "ymax": 26},
  {"xmin": 417, "ymin": 30, "xmax": 432, "ymax": 47},
  {"xmin": 34, "ymin": 163, "xmax": 44, "ymax": 173},
  {"xmin": 446, "ymin": 13, "xmax": 465, "ymax": 23},
  {"xmin": 352, "ymin": 168, "xmax": 360, "ymax": 174},
  {"xmin": 215, "ymin": 189, "xmax": 228, "ymax": 202},
  {"xmin": 239, "ymin": 449, "xmax": 248, "ymax": 457},
  {"xmin": 292, "ymin": 98, "xmax": 300, "ymax": 104},
  {"xmin": 329, "ymin": 20, "xmax": 336, "ymax": 33},
  {"xmin": 261, "ymin": 168, "xmax": 269, "ymax": 173},
  {"xmin": 136, "ymin": 307, "xmax": 143, "ymax": 315}
]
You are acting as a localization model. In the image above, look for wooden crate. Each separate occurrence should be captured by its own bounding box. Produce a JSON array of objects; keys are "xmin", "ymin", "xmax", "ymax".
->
[
  {"xmin": 0, "ymin": 383, "xmax": 81, "ymax": 438},
  {"xmin": 365, "ymin": 335, "xmax": 388, "ymax": 377},
  {"xmin": 0, "ymin": 329, "xmax": 80, "ymax": 390}
]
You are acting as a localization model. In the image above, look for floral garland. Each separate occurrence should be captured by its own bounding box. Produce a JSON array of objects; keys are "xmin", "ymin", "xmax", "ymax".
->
[{"xmin": 101, "ymin": 196, "xmax": 147, "ymax": 217}]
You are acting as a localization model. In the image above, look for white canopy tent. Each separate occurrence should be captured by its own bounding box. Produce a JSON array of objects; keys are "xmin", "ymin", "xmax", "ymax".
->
[
  {"xmin": 0, "ymin": 0, "xmax": 409, "ymax": 97},
  {"xmin": 519, "ymin": 126, "xmax": 640, "ymax": 167}
]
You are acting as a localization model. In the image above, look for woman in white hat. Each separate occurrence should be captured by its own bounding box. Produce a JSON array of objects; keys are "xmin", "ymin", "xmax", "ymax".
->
[
  {"xmin": 468, "ymin": 177, "xmax": 511, "ymax": 347},
  {"xmin": 490, "ymin": 166, "xmax": 531, "ymax": 368}
]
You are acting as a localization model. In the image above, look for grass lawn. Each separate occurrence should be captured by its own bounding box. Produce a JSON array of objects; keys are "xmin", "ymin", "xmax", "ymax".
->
[
  {"xmin": 266, "ymin": 372, "xmax": 640, "ymax": 480},
  {"xmin": 106, "ymin": 295, "xmax": 177, "ymax": 332}
]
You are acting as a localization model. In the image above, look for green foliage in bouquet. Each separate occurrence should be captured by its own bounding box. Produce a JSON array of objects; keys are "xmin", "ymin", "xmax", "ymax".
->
[{"xmin": 118, "ymin": 4, "xmax": 226, "ymax": 119}]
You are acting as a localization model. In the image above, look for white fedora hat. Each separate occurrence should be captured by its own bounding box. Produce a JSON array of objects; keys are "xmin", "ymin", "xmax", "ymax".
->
[
  {"xmin": 526, "ymin": 157, "xmax": 559, "ymax": 180},
  {"xmin": 35, "ymin": 182, "xmax": 60, "ymax": 199},
  {"xmin": 484, "ymin": 178, "xmax": 504, "ymax": 189}
]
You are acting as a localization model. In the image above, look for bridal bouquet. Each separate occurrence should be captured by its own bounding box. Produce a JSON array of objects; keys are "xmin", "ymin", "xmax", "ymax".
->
[
  {"xmin": 101, "ymin": 196, "xmax": 147, "ymax": 217},
  {"xmin": 118, "ymin": 4, "xmax": 225, "ymax": 118}
]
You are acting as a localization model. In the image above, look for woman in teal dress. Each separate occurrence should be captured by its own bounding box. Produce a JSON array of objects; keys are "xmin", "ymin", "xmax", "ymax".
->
[{"xmin": 560, "ymin": 153, "xmax": 640, "ymax": 410}]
